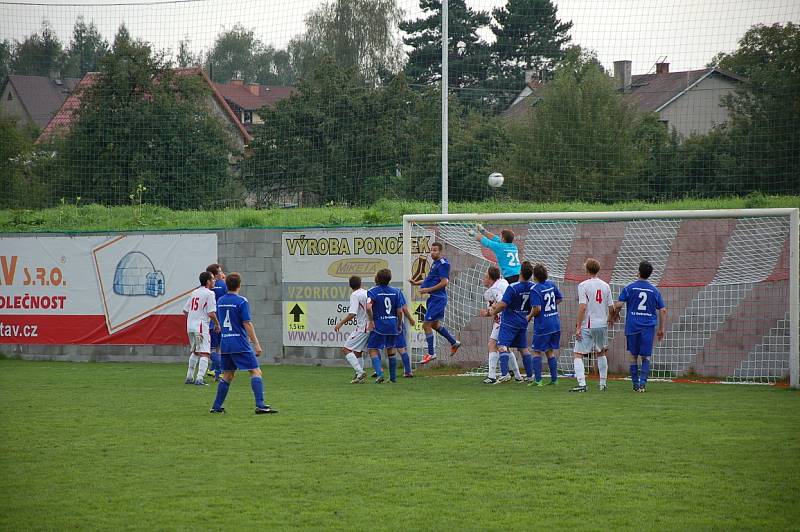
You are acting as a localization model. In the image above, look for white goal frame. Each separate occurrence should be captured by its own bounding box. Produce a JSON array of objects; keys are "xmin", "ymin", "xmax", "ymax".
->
[{"xmin": 402, "ymin": 208, "xmax": 799, "ymax": 388}]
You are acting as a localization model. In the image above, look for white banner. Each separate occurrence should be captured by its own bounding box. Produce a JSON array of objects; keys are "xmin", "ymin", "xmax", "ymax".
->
[
  {"xmin": 0, "ymin": 234, "xmax": 216, "ymax": 344},
  {"xmin": 281, "ymin": 229, "xmax": 431, "ymax": 347}
]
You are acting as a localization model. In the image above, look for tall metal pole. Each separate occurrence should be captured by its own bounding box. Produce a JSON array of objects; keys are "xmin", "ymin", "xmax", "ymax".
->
[{"xmin": 441, "ymin": 0, "xmax": 448, "ymax": 214}]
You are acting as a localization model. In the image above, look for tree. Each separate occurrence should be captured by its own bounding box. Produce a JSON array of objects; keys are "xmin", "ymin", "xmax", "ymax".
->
[
  {"xmin": 244, "ymin": 58, "xmax": 403, "ymax": 206},
  {"xmin": 176, "ymin": 36, "xmax": 203, "ymax": 68},
  {"xmin": 712, "ymin": 22, "xmax": 800, "ymax": 195},
  {"xmin": 52, "ymin": 26, "xmax": 234, "ymax": 209},
  {"xmin": 290, "ymin": 0, "xmax": 404, "ymax": 85},
  {"xmin": 11, "ymin": 21, "xmax": 64, "ymax": 76},
  {"xmin": 484, "ymin": 0, "xmax": 572, "ymax": 109},
  {"xmin": 0, "ymin": 40, "xmax": 11, "ymax": 87},
  {"xmin": 206, "ymin": 24, "xmax": 294, "ymax": 85},
  {"xmin": 496, "ymin": 55, "xmax": 647, "ymax": 201},
  {"xmin": 401, "ymin": 0, "xmax": 492, "ymax": 94},
  {"xmin": 0, "ymin": 111, "xmax": 50, "ymax": 208},
  {"xmin": 63, "ymin": 17, "xmax": 108, "ymax": 78}
]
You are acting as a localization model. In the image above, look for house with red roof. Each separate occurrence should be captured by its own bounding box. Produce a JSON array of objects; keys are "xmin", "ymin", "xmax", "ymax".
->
[
  {"xmin": 212, "ymin": 79, "xmax": 295, "ymax": 133},
  {"xmin": 504, "ymin": 61, "xmax": 747, "ymax": 138},
  {"xmin": 37, "ymin": 67, "xmax": 252, "ymax": 149}
]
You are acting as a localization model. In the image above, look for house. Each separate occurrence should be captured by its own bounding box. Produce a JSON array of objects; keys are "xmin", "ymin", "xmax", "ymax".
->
[
  {"xmin": 212, "ymin": 79, "xmax": 295, "ymax": 132},
  {"xmin": 37, "ymin": 67, "xmax": 252, "ymax": 150},
  {"xmin": 1, "ymin": 73, "xmax": 80, "ymax": 130},
  {"xmin": 504, "ymin": 61, "xmax": 747, "ymax": 137},
  {"xmin": 613, "ymin": 60, "xmax": 747, "ymax": 137}
]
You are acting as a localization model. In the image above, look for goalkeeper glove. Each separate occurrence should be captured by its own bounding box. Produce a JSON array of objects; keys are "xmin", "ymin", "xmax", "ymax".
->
[
  {"xmin": 468, "ymin": 229, "xmax": 476, "ymax": 237},
  {"xmin": 476, "ymin": 223, "xmax": 485, "ymax": 233}
]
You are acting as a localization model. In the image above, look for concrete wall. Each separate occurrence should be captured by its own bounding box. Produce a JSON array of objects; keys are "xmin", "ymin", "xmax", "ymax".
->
[{"xmin": 5, "ymin": 228, "xmax": 349, "ymax": 365}]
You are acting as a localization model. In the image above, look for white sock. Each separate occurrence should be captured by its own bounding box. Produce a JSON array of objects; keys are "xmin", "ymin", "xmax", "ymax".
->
[
  {"xmin": 508, "ymin": 353, "xmax": 522, "ymax": 379},
  {"xmin": 186, "ymin": 353, "xmax": 198, "ymax": 379},
  {"xmin": 598, "ymin": 355, "xmax": 608, "ymax": 386},
  {"xmin": 196, "ymin": 357, "xmax": 209, "ymax": 381},
  {"xmin": 574, "ymin": 357, "xmax": 586, "ymax": 387},
  {"xmin": 487, "ymin": 351, "xmax": 499, "ymax": 379},
  {"xmin": 345, "ymin": 352, "xmax": 363, "ymax": 373}
]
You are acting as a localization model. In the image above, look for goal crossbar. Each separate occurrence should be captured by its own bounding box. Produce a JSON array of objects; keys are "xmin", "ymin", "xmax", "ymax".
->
[{"xmin": 402, "ymin": 208, "xmax": 799, "ymax": 388}]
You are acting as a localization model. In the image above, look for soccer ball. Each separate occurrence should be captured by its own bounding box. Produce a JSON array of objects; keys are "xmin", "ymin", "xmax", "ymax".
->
[{"xmin": 487, "ymin": 172, "xmax": 504, "ymax": 188}]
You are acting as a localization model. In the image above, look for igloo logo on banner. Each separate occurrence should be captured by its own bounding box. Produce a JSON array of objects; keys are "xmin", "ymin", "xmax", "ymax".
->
[{"xmin": 92, "ymin": 234, "xmax": 216, "ymax": 334}]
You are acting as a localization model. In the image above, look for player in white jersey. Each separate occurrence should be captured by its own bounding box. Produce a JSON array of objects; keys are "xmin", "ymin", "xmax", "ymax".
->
[
  {"xmin": 334, "ymin": 275, "xmax": 370, "ymax": 383},
  {"xmin": 571, "ymin": 258, "xmax": 614, "ymax": 392},
  {"xmin": 478, "ymin": 266, "xmax": 523, "ymax": 384},
  {"xmin": 182, "ymin": 271, "xmax": 221, "ymax": 386}
]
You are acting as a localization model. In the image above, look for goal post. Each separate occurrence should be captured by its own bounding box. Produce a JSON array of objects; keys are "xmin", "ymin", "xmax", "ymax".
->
[{"xmin": 402, "ymin": 208, "xmax": 799, "ymax": 388}]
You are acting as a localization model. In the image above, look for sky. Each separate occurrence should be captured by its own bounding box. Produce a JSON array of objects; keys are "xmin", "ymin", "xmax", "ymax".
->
[{"xmin": 1, "ymin": 0, "xmax": 798, "ymax": 75}]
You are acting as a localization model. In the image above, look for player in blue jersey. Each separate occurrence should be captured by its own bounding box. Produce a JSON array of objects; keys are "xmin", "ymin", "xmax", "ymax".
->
[
  {"xmin": 206, "ymin": 263, "xmax": 227, "ymax": 382},
  {"xmin": 611, "ymin": 261, "xmax": 667, "ymax": 392},
  {"xmin": 366, "ymin": 268, "xmax": 404, "ymax": 383},
  {"xmin": 210, "ymin": 273, "xmax": 277, "ymax": 414},
  {"xmin": 473, "ymin": 225, "xmax": 521, "ymax": 282},
  {"xmin": 488, "ymin": 261, "xmax": 535, "ymax": 384},
  {"xmin": 392, "ymin": 293, "xmax": 417, "ymax": 378},
  {"xmin": 528, "ymin": 263, "xmax": 563, "ymax": 386},
  {"xmin": 410, "ymin": 242, "xmax": 461, "ymax": 365}
]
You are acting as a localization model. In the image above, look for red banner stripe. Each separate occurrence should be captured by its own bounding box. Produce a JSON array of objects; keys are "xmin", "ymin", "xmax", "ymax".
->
[{"xmin": 0, "ymin": 314, "xmax": 188, "ymax": 345}]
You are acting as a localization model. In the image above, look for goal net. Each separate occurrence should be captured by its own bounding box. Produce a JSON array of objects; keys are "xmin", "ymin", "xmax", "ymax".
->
[{"xmin": 402, "ymin": 209, "xmax": 799, "ymax": 386}]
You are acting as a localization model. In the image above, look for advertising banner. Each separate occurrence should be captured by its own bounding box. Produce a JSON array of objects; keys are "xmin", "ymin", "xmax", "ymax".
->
[
  {"xmin": 0, "ymin": 234, "xmax": 217, "ymax": 344},
  {"xmin": 282, "ymin": 230, "xmax": 431, "ymax": 347}
]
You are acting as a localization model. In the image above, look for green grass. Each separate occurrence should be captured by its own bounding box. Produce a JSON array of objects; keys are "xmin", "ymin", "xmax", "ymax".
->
[
  {"xmin": 2, "ymin": 194, "xmax": 798, "ymax": 233},
  {"xmin": 1, "ymin": 360, "xmax": 798, "ymax": 530}
]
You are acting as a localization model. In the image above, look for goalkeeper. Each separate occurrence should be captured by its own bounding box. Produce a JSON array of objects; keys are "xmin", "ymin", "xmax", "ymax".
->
[{"xmin": 472, "ymin": 225, "xmax": 521, "ymax": 283}]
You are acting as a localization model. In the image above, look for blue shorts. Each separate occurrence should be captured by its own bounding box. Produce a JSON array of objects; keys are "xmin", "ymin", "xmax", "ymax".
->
[
  {"xmin": 626, "ymin": 327, "xmax": 656, "ymax": 356},
  {"xmin": 425, "ymin": 296, "xmax": 447, "ymax": 322},
  {"xmin": 221, "ymin": 350, "xmax": 260, "ymax": 371},
  {"xmin": 497, "ymin": 325, "xmax": 528, "ymax": 349},
  {"xmin": 367, "ymin": 332, "xmax": 397, "ymax": 350},
  {"xmin": 394, "ymin": 330, "xmax": 407, "ymax": 349},
  {"xmin": 210, "ymin": 330, "xmax": 221, "ymax": 350},
  {"xmin": 532, "ymin": 331, "xmax": 560, "ymax": 352}
]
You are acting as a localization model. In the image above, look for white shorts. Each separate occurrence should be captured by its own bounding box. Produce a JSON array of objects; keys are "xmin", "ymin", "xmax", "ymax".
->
[
  {"xmin": 188, "ymin": 330, "xmax": 211, "ymax": 354},
  {"xmin": 344, "ymin": 330, "xmax": 370, "ymax": 353},
  {"xmin": 574, "ymin": 327, "xmax": 608, "ymax": 354},
  {"xmin": 490, "ymin": 322, "xmax": 501, "ymax": 342}
]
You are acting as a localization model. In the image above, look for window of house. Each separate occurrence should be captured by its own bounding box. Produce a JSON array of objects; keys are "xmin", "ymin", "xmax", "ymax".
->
[
  {"xmin": 243, "ymin": 111, "xmax": 253, "ymax": 124},
  {"xmin": 6, "ymin": 92, "xmax": 12, "ymax": 101}
]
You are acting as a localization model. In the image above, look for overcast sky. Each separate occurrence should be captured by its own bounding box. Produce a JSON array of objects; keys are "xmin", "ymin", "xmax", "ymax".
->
[{"xmin": 1, "ymin": 0, "xmax": 798, "ymax": 75}]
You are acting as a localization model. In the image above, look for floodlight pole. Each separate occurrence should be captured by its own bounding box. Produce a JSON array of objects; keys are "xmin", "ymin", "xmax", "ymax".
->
[{"xmin": 441, "ymin": 0, "xmax": 448, "ymax": 215}]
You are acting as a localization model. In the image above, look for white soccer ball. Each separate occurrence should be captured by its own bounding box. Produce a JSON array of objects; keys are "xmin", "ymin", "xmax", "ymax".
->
[{"xmin": 487, "ymin": 172, "xmax": 504, "ymax": 188}]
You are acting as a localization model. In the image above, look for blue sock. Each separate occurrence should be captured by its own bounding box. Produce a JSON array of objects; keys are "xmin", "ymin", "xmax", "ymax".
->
[
  {"xmin": 212, "ymin": 379, "xmax": 230, "ymax": 410},
  {"xmin": 533, "ymin": 356, "xmax": 543, "ymax": 382},
  {"xmin": 630, "ymin": 361, "xmax": 640, "ymax": 389},
  {"xmin": 640, "ymin": 357, "xmax": 650, "ymax": 387},
  {"xmin": 522, "ymin": 354, "xmax": 534, "ymax": 379},
  {"xmin": 211, "ymin": 352, "xmax": 221, "ymax": 376},
  {"xmin": 499, "ymin": 353, "xmax": 510, "ymax": 376},
  {"xmin": 389, "ymin": 356, "xmax": 397, "ymax": 381},
  {"xmin": 251, "ymin": 376, "xmax": 265, "ymax": 408},
  {"xmin": 548, "ymin": 356, "xmax": 558, "ymax": 382},
  {"xmin": 371, "ymin": 354, "xmax": 383, "ymax": 377},
  {"xmin": 436, "ymin": 326, "xmax": 457, "ymax": 345},
  {"xmin": 425, "ymin": 334, "xmax": 435, "ymax": 356},
  {"xmin": 401, "ymin": 352, "xmax": 411, "ymax": 374}
]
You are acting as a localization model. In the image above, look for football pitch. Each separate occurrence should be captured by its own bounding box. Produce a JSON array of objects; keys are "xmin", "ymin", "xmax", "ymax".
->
[{"xmin": 1, "ymin": 360, "xmax": 798, "ymax": 530}]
